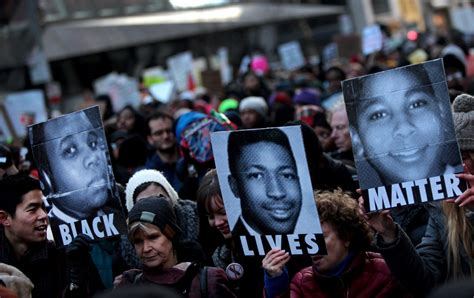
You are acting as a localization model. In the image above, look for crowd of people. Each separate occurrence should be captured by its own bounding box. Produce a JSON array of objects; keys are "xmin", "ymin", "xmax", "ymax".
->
[{"xmin": 1, "ymin": 29, "xmax": 474, "ymax": 297}]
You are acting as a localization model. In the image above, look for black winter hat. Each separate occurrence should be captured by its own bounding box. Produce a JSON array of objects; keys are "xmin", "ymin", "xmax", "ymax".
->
[{"xmin": 128, "ymin": 195, "xmax": 182, "ymax": 240}]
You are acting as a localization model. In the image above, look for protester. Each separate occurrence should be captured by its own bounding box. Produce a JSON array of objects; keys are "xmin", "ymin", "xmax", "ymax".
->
[
  {"xmin": 329, "ymin": 106, "xmax": 355, "ymax": 166},
  {"xmin": 0, "ymin": 145, "xmax": 19, "ymax": 180},
  {"xmin": 144, "ymin": 112, "xmax": 182, "ymax": 192},
  {"xmin": 115, "ymin": 196, "xmax": 236, "ymax": 297},
  {"xmin": 125, "ymin": 169, "xmax": 200, "ymax": 243},
  {"xmin": 263, "ymin": 190, "xmax": 409, "ymax": 297},
  {"xmin": 239, "ymin": 96, "xmax": 269, "ymax": 129},
  {"xmin": 116, "ymin": 105, "xmax": 147, "ymax": 139},
  {"xmin": 0, "ymin": 174, "xmax": 104, "ymax": 297}
]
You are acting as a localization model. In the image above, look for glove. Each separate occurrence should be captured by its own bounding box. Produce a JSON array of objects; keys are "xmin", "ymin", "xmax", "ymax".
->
[{"xmin": 66, "ymin": 234, "xmax": 93, "ymax": 289}]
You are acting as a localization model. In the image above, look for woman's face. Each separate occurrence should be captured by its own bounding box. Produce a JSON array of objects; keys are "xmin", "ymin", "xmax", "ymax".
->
[
  {"xmin": 44, "ymin": 112, "xmax": 109, "ymax": 218},
  {"xmin": 312, "ymin": 222, "xmax": 349, "ymax": 273},
  {"xmin": 355, "ymin": 72, "xmax": 444, "ymax": 184},
  {"xmin": 207, "ymin": 196, "xmax": 232, "ymax": 239},
  {"xmin": 117, "ymin": 108, "xmax": 135, "ymax": 132},
  {"xmin": 132, "ymin": 225, "xmax": 175, "ymax": 269}
]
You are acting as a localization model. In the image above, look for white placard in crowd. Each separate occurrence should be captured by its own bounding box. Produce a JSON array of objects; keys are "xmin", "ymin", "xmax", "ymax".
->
[
  {"xmin": 0, "ymin": 108, "xmax": 13, "ymax": 142},
  {"xmin": 149, "ymin": 81, "xmax": 176, "ymax": 104},
  {"xmin": 218, "ymin": 47, "xmax": 233, "ymax": 85},
  {"xmin": 211, "ymin": 126, "xmax": 327, "ymax": 257},
  {"xmin": 342, "ymin": 59, "xmax": 465, "ymax": 212},
  {"xmin": 28, "ymin": 106, "xmax": 127, "ymax": 246},
  {"xmin": 4, "ymin": 90, "xmax": 48, "ymax": 138},
  {"xmin": 362, "ymin": 24, "xmax": 383, "ymax": 55},
  {"xmin": 278, "ymin": 41, "xmax": 305, "ymax": 71},
  {"xmin": 450, "ymin": 7, "xmax": 474, "ymax": 34},
  {"xmin": 93, "ymin": 73, "xmax": 141, "ymax": 112},
  {"xmin": 167, "ymin": 51, "xmax": 194, "ymax": 92}
]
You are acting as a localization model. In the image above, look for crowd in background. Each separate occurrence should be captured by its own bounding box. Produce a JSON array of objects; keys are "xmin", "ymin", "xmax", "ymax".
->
[{"xmin": 0, "ymin": 28, "xmax": 474, "ymax": 297}]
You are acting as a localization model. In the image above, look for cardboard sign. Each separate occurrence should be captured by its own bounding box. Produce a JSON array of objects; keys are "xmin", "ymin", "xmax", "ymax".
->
[
  {"xmin": 211, "ymin": 126, "xmax": 326, "ymax": 257},
  {"xmin": 4, "ymin": 90, "xmax": 48, "ymax": 138},
  {"xmin": 342, "ymin": 59, "xmax": 465, "ymax": 212},
  {"xmin": 93, "ymin": 73, "xmax": 141, "ymax": 112},
  {"xmin": 167, "ymin": 51, "xmax": 194, "ymax": 92},
  {"xmin": 362, "ymin": 24, "xmax": 383, "ymax": 55},
  {"xmin": 28, "ymin": 106, "xmax": 127, "ymax": 246},
  {"xmin": 278, "ymin": 41, "xmax": 305, "ymax": 71}
]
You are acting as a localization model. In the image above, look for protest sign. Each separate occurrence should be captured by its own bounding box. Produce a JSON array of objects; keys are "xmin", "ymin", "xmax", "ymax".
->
[
  {"xmin": 211, "ymin": 126, "xmax": 326, "ymax": 257},
  {"xmin": 28, "ymin": 106, "xmax": 127, "ymax": 246},
  {"xmin": 362, "ymin": 24, "xmax": 383, "ymax": 55},
  {"xmin": 0, "ymin": 106, "xmax": 14, "ymax": 143},
  {"xmin": 149, "ymin": 81, "xmax": 176, "ymax": 104},
  {"xmin": 167, "ymin": 51, "xmax": 194, "ymax": 92},
  {"xmin": 4, "ymin": 90, "xmax": 48, "ymax": 138},
  {"xmin": 93, "ymin": 73, "xmax": 141, "ymax": 112},
  {"xmin": 342, "ymin": 59, "xmax": 465, "ymax": 212},
  {"xmin": 278, "ymin": 41, "xmax": 305, "ymax": 71},
  {"xmin": 142, "ymin": 66, "xmax": 168, "ymax": 88}
]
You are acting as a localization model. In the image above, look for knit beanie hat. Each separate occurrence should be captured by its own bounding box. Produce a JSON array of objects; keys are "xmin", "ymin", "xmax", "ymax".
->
[
  {"xmin": 293, "ymin": 89, "xmax": 321, "ymax": 106},
  {"xmin": 239, "ymin": 96, "xmax": 268, "ymax": 118},
  {"xmin": 128, "ymin": 196, "xmax": 182, "ymax": 240},
  {"xmin": 218, "ymin": 98, "xmax": 239, "ymax": 113},
  {"xmin": 125, "ymin": 169, "xmax": 180, "ymax": 212},
  {"xmin": 452, "ymin": 93, "xmax": 474, "ymax": 151}
]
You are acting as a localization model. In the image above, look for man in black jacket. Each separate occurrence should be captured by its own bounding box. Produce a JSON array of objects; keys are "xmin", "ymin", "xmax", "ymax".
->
[{"xmin": 0, "ymin": 174, "xmax": 104, "ymax": 297}]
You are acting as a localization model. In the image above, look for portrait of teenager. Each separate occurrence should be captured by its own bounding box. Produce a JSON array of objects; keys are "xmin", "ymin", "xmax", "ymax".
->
[
  {"xmin": 0, "ymin": 174, "xmax": 104, "ymax": 298},
  {"xmin": 227, "ymin": 128, "xmax": 303, "ymax": 236},
  {"xmin": 343, "ymin": 59, "xmax": 462, "ymax": 189},
  {"xmin": 358, "ymin": 93, "xmax": 474, "ymax": 297},
  {"xmin": 29, "ymin": 107, "xmax": 120, "ymax": 225},
  {"xmin": 196, "ymin": 169, "xmax": 312, "ymax": 297},
  {"xmin": 115, "ymin": 195, "xmax": 236, "ymax": 297}
]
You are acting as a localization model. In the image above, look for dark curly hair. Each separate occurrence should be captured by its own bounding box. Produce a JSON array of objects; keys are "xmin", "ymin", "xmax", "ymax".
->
[{"xmin": 316, "ymin": 190, "xmax": 373, "ymax": 252}]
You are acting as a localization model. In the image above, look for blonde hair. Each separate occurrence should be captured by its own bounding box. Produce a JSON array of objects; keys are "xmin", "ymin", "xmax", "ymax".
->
[{"xmin": 441, "ymin": 201, "xmax": 474, "ymax": 279}]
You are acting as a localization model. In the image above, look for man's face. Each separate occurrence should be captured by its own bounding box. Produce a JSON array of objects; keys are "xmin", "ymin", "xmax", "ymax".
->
[
  {"xmin": 330, "ymin": 110, "xmax": 352, "ymax": 152},
  {"xmin": 147, "ymin": 118, "xmax": 176, "ymax": 152},
  {"xmin": 43, "ymin": 113, "xmax": 109, "ymax": 218},
  {"xmin": 355, "ymin": 73, "xmax": 444, "ymax": 183},
  {"xmin": 229, "ymin": 141, "xmax": 302, "ymax": 234},
  {"xmin": 5, "ymin": 190, "xmax": 48, "ymax": 244}
]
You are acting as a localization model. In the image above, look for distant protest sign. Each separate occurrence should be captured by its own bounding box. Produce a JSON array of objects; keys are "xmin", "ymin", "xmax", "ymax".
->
[
  {"xmin": 29, "ymin": 106, "xmax": 127, "ymax": 246},
  {"xmin": 4, "ymin": 90, "xmax": 48, "ymax": 138},
  {"xmin": 362, "ymin": 24, "xmax": 383, "ymax": 55},
  {"xmin": 278, "ymin": 41, "xmax": 305, "ymax": 71},
  {"xmin": 167, "ymin": 51, "xmax": 194, "ymax": 92},
  {"xmin": 93, "ymin": 73, "xmax": 140, "ymax": 112},
  {"xmin": 211, "ymin": 126, "xmax": 326, "ymax": 257},
  {"xmin": 342, "ymin": 59, "xmax": 465, "ymax": 212}
]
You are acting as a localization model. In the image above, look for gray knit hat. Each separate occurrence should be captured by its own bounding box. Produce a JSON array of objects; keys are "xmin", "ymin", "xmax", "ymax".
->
[{"xmin": 452, "ymin": 93, "xmax": 474, "ymax": 151}]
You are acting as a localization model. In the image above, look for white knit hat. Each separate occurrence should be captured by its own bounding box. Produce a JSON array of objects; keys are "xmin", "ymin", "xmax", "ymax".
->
[
  {"xmin": 125, "ymin": 169, "xmax": 180, "ymax": 211},
  {"xmin": 239, "ymin": 96, "xmax": 268, "ymax": 118}
]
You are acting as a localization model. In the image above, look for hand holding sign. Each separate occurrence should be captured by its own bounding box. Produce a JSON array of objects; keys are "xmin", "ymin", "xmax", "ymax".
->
[
  {"xmin": 357, "ymin": 196, "xmax": 396, "ymax": 244},
  {"xmin": 262, "ymin": 248, "xmax": 290, "ymax": 278},
  {"xmin": 454, "ymin": 172, "xmax": 474, "ymax": 208}
]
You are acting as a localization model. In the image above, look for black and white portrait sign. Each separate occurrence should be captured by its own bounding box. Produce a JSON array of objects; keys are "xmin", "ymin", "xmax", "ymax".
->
[
  {"xmin": 29, "ymin": 106, "xmax": 126, "ymax": 246},
  {"xmin": 343, "ymin": 59, "xmax": 466, "ymax": 212},
  {"xmin": 211, "ymin": 126, "xmax": 326, "ymax": 256}
]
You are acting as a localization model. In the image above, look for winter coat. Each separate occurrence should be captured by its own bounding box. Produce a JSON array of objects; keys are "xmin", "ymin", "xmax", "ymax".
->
[
  {"xmin": 117, "ymin": 262, "xmax": 236, "ymax": 297},
  {"xmin": 376, "ymin": 204, "xmax": 474, "ymax": 296},
  {"xmin": 289, "ymin": 252, "xmax": 408, "ymax": 298}
]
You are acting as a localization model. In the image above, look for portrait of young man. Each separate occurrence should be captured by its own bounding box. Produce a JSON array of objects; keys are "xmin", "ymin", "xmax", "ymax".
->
[
  {"xmin": 29, "ymin": 106, "xmax": 126, "ymax": 245},
  {"xmin": 343, "ymin": 59, "xmax": 464, "ymax": 209},
  {"xmin": 211, "ymin": 126, "xmax": 324, "ymax": 256}
]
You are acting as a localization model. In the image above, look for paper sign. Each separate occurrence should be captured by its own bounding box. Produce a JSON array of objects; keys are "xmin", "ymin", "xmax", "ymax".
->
[
  {"xmin": 342, "ymin": 59, "xmax": 465, "ymax": 212},
  {"xmin": 149, "ymin": 81, "xmax": 176, "ymax": 104},
  {"xmin": 93, "ymin": 73, "xmax": 141, "ymax": 112},
  {"xmin": 4, "ymin": 90, "xmax": 48, "ymax": 138},
  {"xmin": 142, "ymin": 66, "xmax": 167, "ymax": 88},
  {"xmin": 450, "ymin": 7, "xmax": 474, "ymax": 34},
  {"xmin": 211, "ymin": 126, "xmax": 326, "ymax": 256},
  {"xmin": 278, "ymin": 41, "xmax": 305, "ymax": 71},
  {"xmin": 167, "ymin": 51, "xmax": 194, "ymax": 92},
  {"xmin": 362, "ymin": 24, "xmax": 383, "ymax": 55},
  {"xmin": 28, "ymin": 106, "xmax": 127, "ymax": 246}
]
